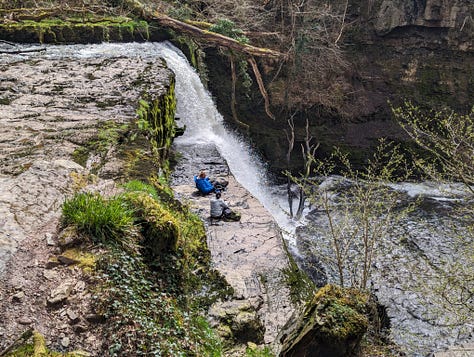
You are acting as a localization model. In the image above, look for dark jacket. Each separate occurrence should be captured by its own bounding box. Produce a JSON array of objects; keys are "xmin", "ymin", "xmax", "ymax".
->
[{"xmin": 194, "ymin": 175, "xmax": 215, "ymax": 194}]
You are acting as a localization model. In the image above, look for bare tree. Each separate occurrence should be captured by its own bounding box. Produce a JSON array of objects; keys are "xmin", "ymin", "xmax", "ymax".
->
[
  {"xmin": 291, "ymin": 140, "xmax": 414, "ymax": 289},
  {"xmin": 392, "ymin": 102, "xmax": 474, "ymax": 322}
]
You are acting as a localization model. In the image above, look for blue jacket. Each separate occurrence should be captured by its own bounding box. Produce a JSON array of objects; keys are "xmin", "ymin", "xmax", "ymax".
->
[{"xmin": 194, "ymin": 176, "xmax": 215, "ymax": 194}]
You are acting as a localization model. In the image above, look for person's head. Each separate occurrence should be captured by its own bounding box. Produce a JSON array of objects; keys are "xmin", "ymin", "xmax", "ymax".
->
[
  {"xmin": 199, "ymin": 170, "xmax": 206, "ymax": 178},
  {"xmin": 215, "ymin": 192, "xmax": 221, "ymax": 199}
]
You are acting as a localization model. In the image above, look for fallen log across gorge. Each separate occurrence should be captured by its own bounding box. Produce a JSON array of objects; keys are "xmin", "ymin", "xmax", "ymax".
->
[{"xmin": 123, "ymin": 0, "xmax": 285, "ymax": 120}]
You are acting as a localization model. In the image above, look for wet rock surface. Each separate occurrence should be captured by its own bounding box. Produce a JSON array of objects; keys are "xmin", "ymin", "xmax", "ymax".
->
[{"xmin": 171, "ymin": 143, "xmax": 297, "ymax": 352}]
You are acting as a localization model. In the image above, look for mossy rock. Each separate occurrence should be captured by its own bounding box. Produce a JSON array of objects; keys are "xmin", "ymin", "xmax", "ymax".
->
[
  {"xmin": 5, "ymin": 330, "xmax": 90, "ymax": 356},
  {"xmin": 0, "ymin": 19, "xmax": 153, "ymax": 44},
  {"xmin": 125, "ymin": 192, "xmax": 180, "ymax": 256},
  {"xmin": 280, "ymin": 284, "xmax": 369, "ymax": 357}
]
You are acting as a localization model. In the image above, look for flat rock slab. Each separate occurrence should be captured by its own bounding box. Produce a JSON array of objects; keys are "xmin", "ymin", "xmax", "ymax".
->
[
  {"xmin": 434, "ymin": 343, "xmax": 474, "ymax": 357},
  {"xmin": 0, "ymin": 54, "xmax": 171, "ymax": 275},
  {"xmin": 172, "ymin": 152, "xmax": 296, "ymax": 346},
  {"xmin": 0, "ymin": 52, "xmax": 172, "ymax": 354}
]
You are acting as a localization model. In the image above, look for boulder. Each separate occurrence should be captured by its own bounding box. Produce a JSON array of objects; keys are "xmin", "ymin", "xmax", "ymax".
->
[{"xmin": 279, "ymin": 284, "xmax": 369, "ymax": 357}]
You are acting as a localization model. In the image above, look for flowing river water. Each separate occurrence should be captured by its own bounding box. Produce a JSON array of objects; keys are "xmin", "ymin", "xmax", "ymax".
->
[{"xmin": 1, "ymin": 41, "xmax": 472, "ymax": 356}]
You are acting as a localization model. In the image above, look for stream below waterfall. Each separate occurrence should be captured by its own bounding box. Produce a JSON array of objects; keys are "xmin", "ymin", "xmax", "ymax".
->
[{"xmin": 1, "ymin": 41, "xmax": 472, "ymax": 356}]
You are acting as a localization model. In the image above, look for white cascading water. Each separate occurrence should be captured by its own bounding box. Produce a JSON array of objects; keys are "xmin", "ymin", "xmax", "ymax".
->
[{"xmin": 152, "ymin": 42, "xmax": 298, "ymax": 238}]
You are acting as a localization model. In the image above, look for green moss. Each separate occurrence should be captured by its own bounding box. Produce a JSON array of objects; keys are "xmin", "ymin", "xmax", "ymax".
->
[
  {"xmin": 308, "ymin": 284, "xmax": 369, "ymax": 342},
  {"xmin": 0, "ymin": 97, "xmax": 12, "ymax": 105},
  {"xmin": 281, "ymin": 242, "xmax": 317, "ymax": 304},
  {"xmin": 61, "ymin": 248, "xmax": 97, "ymax": 273},
  {"xmin": 71, "ymin": 147, "xmax": 89, "ymax": 167},
  {"xmin": 5, "ymin": 330, "xmax": 88, "ymax": 357},
  {"xmin": 0, "ymin": 18, "xmax": 150, "ymax": 43},
  {"xmin": 135, "ymin": 79, "xmax": 177, "ymax": 175},
  {"xmin": 125, "ymin": 191, "xmax": 180, "ymax": 255},
  {"xmin": 5, "ymin": 344, "xmax": 34, "ymax": 356}
]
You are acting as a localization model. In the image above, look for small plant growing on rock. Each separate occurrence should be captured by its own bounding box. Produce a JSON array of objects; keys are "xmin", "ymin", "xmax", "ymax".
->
[{"xmin": 61, "ymin": 192, "xmax": 136, "ymax": 248}]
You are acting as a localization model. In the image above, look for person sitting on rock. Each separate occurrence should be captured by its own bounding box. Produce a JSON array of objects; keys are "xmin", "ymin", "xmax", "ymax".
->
[
  {"xmin": 210, "ymin": 192, "xmax": 241, "ymax": 221},
  {"xmin": 194, "ymin": 170, "xmax": 228, "ymax": 195},
  {"xmin": 194, "ymin": 170, "xmax": 216, "ymax": 195}
]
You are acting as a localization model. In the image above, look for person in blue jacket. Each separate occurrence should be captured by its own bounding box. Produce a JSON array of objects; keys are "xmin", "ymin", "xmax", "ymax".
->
[{"xmin": 194, "ymin": 170, "xmax": 217, "ymax": 195}]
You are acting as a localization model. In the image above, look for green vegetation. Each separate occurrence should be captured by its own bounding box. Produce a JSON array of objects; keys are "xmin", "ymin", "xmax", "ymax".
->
[
  {"xmin": 0, "ymin": 17, "xmax": 150, "ymax": 43},
  {"xmin": 5, "ymin": 329, "xmax": 92, "ymax": 356},
  {"xmin": 135, "ymin": 82, "xmax": 177, "ymax": 173},
  {"xmin": 61, "ymin": 192, "xmax": 136, "ymax": 247},
  {"xmin": 209, "ymin": 19, "xmax": 249, "ymax": 44},
  {"xmin": 59, "ymin": 180, "xmax": 229, "ymax": 356},
  {"xmin": 310, "ymin": 284, "xmax": 368, "ymax": 342},
  {"xmin": 245, "ymin": 344, "xmax": 274, "ymax": 357},
  {"xmin": 72, "ymin": 120, "xmax": 128, "ymax": 169},
  {"xmin": 281, "ymin": 252, "xmax": 317, "ymax": 305},
  {"xmin": 95, "ymin": 249, "xmax": 222, "ymax": 356}
]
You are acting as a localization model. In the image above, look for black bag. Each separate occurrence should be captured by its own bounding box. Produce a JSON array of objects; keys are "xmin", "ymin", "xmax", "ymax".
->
[{"xmin": 223, "ymin": 209, "xmax": 241, "ymax": 221}]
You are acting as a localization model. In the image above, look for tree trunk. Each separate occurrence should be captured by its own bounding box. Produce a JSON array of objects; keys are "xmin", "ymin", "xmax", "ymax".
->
[{"xmin": 123, "ymin": 0, "xmax": 285, "ymax": 60}]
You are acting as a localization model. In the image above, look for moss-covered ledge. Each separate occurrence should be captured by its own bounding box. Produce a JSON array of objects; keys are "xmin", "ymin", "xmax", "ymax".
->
[
  {"xmin": 0, "ymin": 15, "xmax": 169, "ymax": 43},
  {"xmin": 135, "ymin": 77, "xmax": 178, "ymax": 173}
]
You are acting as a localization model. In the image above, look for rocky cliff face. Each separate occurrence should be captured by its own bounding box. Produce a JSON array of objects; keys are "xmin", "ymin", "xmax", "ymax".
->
[
  {"xmin": 0, "ymin": 46, "xmax": 176, "ymax": 353},
  {"xmin": 205, "ymin": 0, "xmax": 474, "ymax": 174}
]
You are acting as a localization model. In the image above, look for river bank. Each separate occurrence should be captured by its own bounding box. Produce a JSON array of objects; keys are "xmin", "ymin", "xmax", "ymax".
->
[{"xmin": 170, "ymin": 143, "xmax": 297, "ymax": 351}]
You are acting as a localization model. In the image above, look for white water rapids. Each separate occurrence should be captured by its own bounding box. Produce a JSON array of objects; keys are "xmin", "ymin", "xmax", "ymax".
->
[{"xmin": 2, "ymin": 41, "xmax": 472, "ymax": 356}]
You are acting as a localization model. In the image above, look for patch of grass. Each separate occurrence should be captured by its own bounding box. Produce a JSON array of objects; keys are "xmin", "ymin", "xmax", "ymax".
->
[
  {"xmin": 122, "ymin": 179, "xmax": 159, "ymax": 200},
  {"xmin": 61, "ymin": 192, "xmax": 136, "ymax": 247}
]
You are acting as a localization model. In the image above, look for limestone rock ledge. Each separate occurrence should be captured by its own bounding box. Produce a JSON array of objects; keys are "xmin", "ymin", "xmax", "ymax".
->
[
  {"xmin": 0, "ymin": 52, "xmax": 174, "ymax": 353},
  {"xmin": 172, "ymin": 165, "xmax": 298, "ymax": 354}
]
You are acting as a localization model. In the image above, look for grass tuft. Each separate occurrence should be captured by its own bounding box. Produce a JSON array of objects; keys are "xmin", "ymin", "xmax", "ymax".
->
[{"xmin": 61, "ymin": 192, "xmax": 135, "ymax": 247}]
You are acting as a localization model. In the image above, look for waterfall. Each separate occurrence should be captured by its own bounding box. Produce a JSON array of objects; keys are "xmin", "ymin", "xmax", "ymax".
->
[
  {"xmin": 153, "ymin": 42, "xmax": 298, "ymax": 239},
  {"xmin": 6, "ymin": 41, "xmax": 471, "ymax": 356}
]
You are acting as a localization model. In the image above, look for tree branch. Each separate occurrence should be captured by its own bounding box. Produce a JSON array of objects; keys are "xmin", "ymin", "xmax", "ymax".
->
[{"xmin": 123, "ymin": 0, "xmax": 286, "ymax": 60}]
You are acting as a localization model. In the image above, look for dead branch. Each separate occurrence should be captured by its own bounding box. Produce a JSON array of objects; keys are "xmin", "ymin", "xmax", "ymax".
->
[
  {"xmin": 0, "ymin": 39, "xmax": 16, "ymax": 46},
  {"xmin": 0, "ymin": 47, "xmax": 46, "ymax": 54},
  {"xmin": 248, "ymin": 56, "xmax": 275, "ymax": 120}
]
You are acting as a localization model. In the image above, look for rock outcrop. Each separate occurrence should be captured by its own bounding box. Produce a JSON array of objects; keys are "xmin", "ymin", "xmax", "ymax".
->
[
  {"xmin": 279, "ymin": 285, "xmax": 369, "ymax": 357},
  {"xmin": 0, "ymin": 48, "xmax": 175, "ymax": 353}
]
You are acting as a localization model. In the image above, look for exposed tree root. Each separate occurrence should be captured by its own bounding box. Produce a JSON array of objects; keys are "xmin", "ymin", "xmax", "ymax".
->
[{"xmin": 230, "ymin": 56, "xmax": 250, "ymax": 128}]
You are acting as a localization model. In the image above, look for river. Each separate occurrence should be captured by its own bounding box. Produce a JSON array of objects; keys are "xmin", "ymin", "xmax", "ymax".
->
[{"xmin": 1, "ymin": 41, "xmax": 472, "ymax": 356}]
